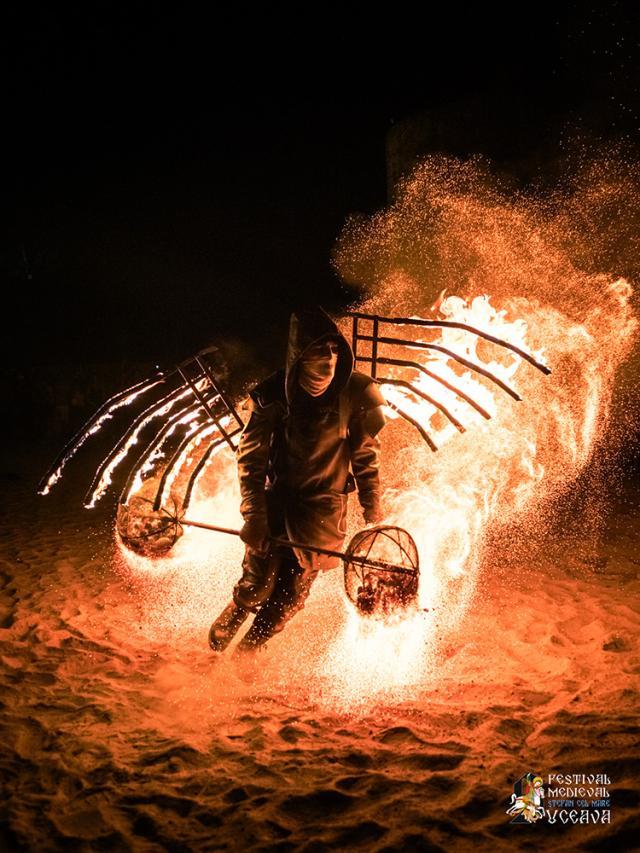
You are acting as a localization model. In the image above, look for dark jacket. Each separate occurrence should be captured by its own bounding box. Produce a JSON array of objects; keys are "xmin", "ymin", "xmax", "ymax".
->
[{"xmin": 237, "ymin": 308, "xmax": 387, "ymax": 570}]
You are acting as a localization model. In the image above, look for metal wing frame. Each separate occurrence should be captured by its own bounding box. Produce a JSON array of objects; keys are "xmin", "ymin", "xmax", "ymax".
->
[
  {"xmin": 347, "ymin": 311, "xmax": 551, "ymax": 450},
  {"xmin": 38, "ymin": 346, "xmax": 244, "ymax": 512}
]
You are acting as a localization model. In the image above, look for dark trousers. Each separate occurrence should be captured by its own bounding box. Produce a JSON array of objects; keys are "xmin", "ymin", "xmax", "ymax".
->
[
  {"xmin": 232, "ymin": 493, "xmax": 319, "ymax": 648},
  {"xmin": 237, "ymin": 553, "xmax": 318, "ymax": 648}
]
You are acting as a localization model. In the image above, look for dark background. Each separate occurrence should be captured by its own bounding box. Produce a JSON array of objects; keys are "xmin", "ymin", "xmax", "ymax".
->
[{"xmin": 4, "ymin": 4, "xmax": 640, "ymax": 436}]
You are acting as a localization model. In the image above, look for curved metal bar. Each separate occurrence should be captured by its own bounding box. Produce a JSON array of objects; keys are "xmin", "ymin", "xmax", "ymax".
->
[
  {"xmin": 37, "ymin": 373, "xmax": 165, "ymax": 494},
  {"xmin": 377, "ymin": 378, "xmax": 466, "ymax": 433},
  {"xmin": 182, "ymin": 436, "xmax": 229, "ymax": 509},
  {"xmin": 376, "ymin": 527, "xmax": 417, "ymax": 570},
  {"xmin": 82, "ymin": 382, "xmax": 202, "ymax": 507},
  {"xmin": 123, "ymin": 519, "xmax": 179, "ymax": 542},
  {"xmin": 151, "ymin": 420, "xmax": 223, "ymax": 511},
  {"xmin": 359, "ymin": 335, "xmax": 522, "ymax": 401},
  {"xmin": 358, "ymin": 355, "xmax": 492, "ymax": 420},
  {"xmin": 384, "ymin": 400, "xmax": 438, "ymax": 452},
  {"xmin": 118, "ymin": 389, "xmax": 220, "ymax": 506},
  {"xmin": 348, "ymin": 311, "xmax": 551, "ymax": 375},
  {"xmin": 154, "ymin": 421, "xmax": 242, "ymax": 511}
]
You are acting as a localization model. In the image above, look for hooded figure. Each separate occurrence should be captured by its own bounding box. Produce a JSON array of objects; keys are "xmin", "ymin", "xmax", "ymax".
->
[{"xmin": 209, "ymin": 306, "xmax": 387, "ymax": 654}]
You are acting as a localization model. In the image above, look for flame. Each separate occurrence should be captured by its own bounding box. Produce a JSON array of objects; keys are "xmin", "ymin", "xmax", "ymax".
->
[
  {"xmin": 125, "ymin": 409, "xmax": 204, "ymax": 500},
  {"xmin": 320, "ymin": 154, "xmax": 638, "ymax": 703},
  {"xmin": 374, "ymin": 294, "xmax": 543, "ymax": 449},
  {"xmin": 309, "ymin": 274, "xmax": 636, "ymax": 706},
  {"xmin": 115, "ymin": 155, "xmax": 638, "ymax": 707},
  {"xmin": 85, "ymin": 379, "xmax": 211, "ymax": 508},
  {"xmin": 156, "ymin": 422, "xmax": 222, "ymax": 507},
  {"xmin": 115, "ymin": 443, "xmax": 243, "ymax": 589},
  {"xmin": 38, "ymin": 378, "xmax": 164, "ymax": 495}
]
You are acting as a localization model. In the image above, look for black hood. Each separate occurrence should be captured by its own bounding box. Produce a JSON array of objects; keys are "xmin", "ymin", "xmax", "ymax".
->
[{"xmin": 285, "ymin": 307, "xmax": 354, "ymax": 405}]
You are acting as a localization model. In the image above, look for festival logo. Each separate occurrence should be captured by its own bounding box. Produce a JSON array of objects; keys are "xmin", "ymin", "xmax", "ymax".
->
[
  {"xmin": 506, "ymin": 770, "xmax": 613, "ymax": 826},
  {"xmin": 506, "ymin": 771, "xmax": 545, "ymax": 823}
]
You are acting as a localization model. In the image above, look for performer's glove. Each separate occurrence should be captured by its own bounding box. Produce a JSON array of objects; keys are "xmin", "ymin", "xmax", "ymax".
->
[{"xmin": 239, "ymin": 516, "xmax": 271, "ymax": 556}]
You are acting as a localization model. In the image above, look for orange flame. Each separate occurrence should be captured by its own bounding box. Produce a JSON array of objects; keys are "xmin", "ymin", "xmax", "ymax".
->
[{"xmin": 116, "ymin": 156, "xmax": 638, "ymax": 706}]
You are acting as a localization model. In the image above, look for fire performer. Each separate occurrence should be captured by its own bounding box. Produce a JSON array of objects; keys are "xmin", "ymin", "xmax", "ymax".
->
[{"xmin": 209, "ymin": 306, "xmax": 388, "ymax": 654}]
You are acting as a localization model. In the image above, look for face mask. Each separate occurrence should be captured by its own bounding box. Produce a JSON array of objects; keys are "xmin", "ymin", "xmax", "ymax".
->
[{"xmin": 298, "ymin": 340, "xmax": 339, "ymax": 396}]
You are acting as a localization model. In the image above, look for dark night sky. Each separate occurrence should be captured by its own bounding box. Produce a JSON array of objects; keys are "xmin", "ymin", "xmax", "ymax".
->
[{"xmin": 5, "ymin": 5, "xmax": 640, "ymax": 371}]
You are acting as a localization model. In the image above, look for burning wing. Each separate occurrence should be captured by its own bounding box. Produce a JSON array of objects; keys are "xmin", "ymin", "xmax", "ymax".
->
[
  {"xmin": 348, "ymin": 298, "xmax": 550, "ymax": 452},
  {"xmin": 37, "ymin": 346, "xmax": 245, "ymax": 513}
]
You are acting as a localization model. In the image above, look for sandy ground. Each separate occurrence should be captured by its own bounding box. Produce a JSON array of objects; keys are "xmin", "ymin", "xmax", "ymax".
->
[{"xmin": 1, "ymin": 441, "xmax": 639, "ymax": 852}]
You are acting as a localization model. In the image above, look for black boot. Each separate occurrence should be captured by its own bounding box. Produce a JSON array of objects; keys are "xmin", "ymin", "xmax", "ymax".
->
[
  {"xmin": 234, "ymin": 619, "xmax": 272, "ymax": 655},
  {"xmin": 233, "ymin": 592, "xmax": 287, "ymax": 656},
  {"xmin": 208, "ymin": 600, "xmax": 250, "ymax": 652}
]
